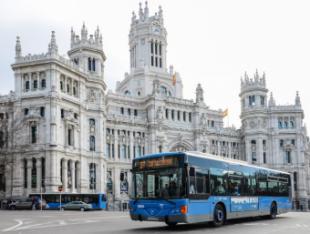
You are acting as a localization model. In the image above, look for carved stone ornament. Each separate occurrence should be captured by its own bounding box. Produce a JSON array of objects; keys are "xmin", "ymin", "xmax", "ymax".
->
[{"xmin": 87, "ymin": 89, "xmax": 96, "ymax": 102}]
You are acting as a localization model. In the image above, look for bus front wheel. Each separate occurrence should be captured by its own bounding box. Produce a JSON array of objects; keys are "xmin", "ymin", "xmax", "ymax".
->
[{"xmin": 212, "ymin": 204, "xmax": 225, "ymax": 227}]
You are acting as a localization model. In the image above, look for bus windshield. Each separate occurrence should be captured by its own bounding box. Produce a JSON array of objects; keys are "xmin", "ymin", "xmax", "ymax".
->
[{"xmin": 133, "ymin": 167, "xmax": 185, "ymax": 199}]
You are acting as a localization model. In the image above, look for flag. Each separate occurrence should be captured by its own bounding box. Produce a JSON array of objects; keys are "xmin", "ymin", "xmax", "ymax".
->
[
  {"xmin": 172, "ymin": 73, "xmax": 176, "ymax": 86},
  {"xmin": 222, "ymin": 108, "xmax": 228, "ymax": 117}
]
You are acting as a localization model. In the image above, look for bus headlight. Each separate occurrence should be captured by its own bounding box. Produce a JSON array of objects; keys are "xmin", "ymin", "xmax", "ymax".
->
[{"xmin": 180, "ymin": 205, "xmax": 187, "ymax": 214}]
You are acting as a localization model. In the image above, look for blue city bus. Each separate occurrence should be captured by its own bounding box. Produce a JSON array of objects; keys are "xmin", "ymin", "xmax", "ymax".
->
[
  {"xmin": 129, "ymin": 152, "xmax": 291, "ymax": 226},
  {"xmin": 29, "ymin": 193, "xmax": 107, "ymax": 210}
]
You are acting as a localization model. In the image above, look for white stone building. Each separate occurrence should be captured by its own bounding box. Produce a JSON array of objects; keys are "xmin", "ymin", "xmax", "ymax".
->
[{"xmin": 0, "ymin": 2, "xmax": 309, "ymax": 210}]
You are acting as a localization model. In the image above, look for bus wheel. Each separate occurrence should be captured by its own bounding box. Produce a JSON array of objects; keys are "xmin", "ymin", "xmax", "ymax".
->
[
  {"xmin": 165, "ymin": 221, "xmax": 177, "ymax": 227},
  {"xmin": 269, "ymin": 202, "xmax": 277, "ymax": 219},
  {"xmin": 212, "ymin": 204, "xmax": 225, "ymax": 227}
]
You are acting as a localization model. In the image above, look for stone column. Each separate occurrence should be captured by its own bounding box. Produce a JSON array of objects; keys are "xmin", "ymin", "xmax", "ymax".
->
[
  {"xmin": 76, "ymin": 162, "xmax": 81, "ymax": 192},
  {"xmin": 71, "ymin": 161, "xmax": 75, "ymax": 193},
  {"xmin": 130, "ymin": 132, "xmax": 134, "ymax": 160},
  {"xmin": 62, "ymin": 159, "xmax": 67, "ymax": 192},
  {"xmin": 27, "ymin": 158, "xmax": 32, "ymax": 194},
  {"xmin": 114, "ymin": 167, "xmax": 120, "ymax": 201},
  {"xmin": 115, "ymin": 134, "xmax": 119, "ymax": 161},
  {"xmin": 36, "ymin": 159, "xmax": 42, "ymax": 193}
]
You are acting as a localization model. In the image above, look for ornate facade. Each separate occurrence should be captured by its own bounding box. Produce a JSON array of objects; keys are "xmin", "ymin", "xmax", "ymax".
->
[{"xmin": 0, "ymin": 2, "xmax": 309, "ymax": 210}]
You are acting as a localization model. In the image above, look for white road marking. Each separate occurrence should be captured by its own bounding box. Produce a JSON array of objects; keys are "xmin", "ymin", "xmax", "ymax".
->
[
  {"xmin": 2, "ymin": 219, "xmax": 23, "ymax": 232},
  {"xmin": 1, "ymin": 215, "xmax": 128, "ymax": 232}
]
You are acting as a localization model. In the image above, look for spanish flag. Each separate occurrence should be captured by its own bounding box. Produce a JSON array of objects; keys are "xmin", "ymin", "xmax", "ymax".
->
[
  {"xmin": 222, "ymin": 108, "xmax": 228, "ymax": 117},
  {"xmin": 172, "ymin": 73, "xmax": 177, "ymax": 86}
]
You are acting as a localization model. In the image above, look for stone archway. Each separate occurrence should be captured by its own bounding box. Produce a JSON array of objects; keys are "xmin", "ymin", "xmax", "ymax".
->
[{"xmin": 169, "ymin": 141, "xmax": 193, "ymax": 152}]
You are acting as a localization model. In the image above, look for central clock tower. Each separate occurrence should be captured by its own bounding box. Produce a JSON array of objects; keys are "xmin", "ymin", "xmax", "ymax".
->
[{"xmin": 128, "ymin": 1, "xmax": 167, "ymax": 73}]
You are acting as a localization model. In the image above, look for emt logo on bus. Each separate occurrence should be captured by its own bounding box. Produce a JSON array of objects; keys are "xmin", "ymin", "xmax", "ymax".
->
[{"xmin": 231, "ymin": 197, "xmax": 258, "ymax": 204}]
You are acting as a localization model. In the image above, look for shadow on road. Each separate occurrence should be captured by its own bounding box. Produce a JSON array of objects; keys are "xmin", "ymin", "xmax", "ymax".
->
[{"xmin": 126, "ymin": 216, "xmax": 289, "ymax": 233}]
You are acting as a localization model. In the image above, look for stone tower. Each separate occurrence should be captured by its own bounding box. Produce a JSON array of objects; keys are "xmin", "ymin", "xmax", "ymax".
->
[
  {"xmin": 116, "ymin": 1, "xmax": 183, "ymax": 98},
  {"xmin": 129, "ymin": 1, "xmax": 167, "ymax": 73},
  {"xmin": 68, "ymin": 23, "xmax": 106, "ymax": 79},
  {"xmin": 240, "ymin": 70, "xmax": 268, "ymax": 165}
]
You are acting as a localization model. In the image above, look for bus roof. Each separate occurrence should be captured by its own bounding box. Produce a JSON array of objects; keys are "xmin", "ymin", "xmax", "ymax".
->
[
  {"xmin": 186, "ymin": 151, "xmax": 290, "ymax": 175},
  {"xmin": 134, "ymin": 151, "xmax": 290, "ymax": 175},
  {"xmin": 134, "ymin": 152, "xmax": 185, "ymax": 160}
]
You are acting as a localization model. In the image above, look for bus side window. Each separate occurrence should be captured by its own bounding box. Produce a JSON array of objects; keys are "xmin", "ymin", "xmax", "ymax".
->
[{"xmin": 189, "ymin": 167, "xmax": 196, "ymax": 194}]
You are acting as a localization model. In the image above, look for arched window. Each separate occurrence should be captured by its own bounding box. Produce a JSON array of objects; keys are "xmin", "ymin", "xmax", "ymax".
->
[
  {"xmin": 92, "ymin": 58, "xmax": 96, "ymax": 71},
  {"xmin": 160, "ymin": 86, "xmax": 168, "ymax": 96},
  {"xmin": 88, "ymin": 57, "xmax": 92, "ymax": 71},
  {"xmin": 124, "ymin": 90, "xmax": 131, "ymax": 96},
  {"xmin": 90, "ymin": 136, "xmax": 95, "ymax": 151}
]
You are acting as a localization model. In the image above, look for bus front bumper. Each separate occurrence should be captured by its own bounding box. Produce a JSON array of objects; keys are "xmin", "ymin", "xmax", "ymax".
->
[{"xmin": 130, "ymin": 213, "xmax": 187, "ymax": 223}]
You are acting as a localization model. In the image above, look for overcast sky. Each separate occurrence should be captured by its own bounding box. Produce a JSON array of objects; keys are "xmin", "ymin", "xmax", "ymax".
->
[{"xmin": 1, "ymin": 0, "xmax": 310, "ymax": 129}]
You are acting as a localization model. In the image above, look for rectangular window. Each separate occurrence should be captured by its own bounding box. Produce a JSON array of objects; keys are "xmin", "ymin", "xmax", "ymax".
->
[
  {"xmin": 25, "ymin": 81, "xmax": 30, "ymax": 91},
  {"xmin": 41, "ymin": 79, "xmax": 46, "ymax": 89},
  {"xmin": 171, "ymin": 110, "xmax": 175, "ymax": 120},
  {"xmin": 33, "ymin": 80, "xmax": 38, "ymax": 89},
  {"xmin": 251, "ymin": 152, "xmax": 256, "ymax": 162},
  {"xmin": 24, "ymin": 108, "xmax": 29, "ymax": 116},
  {"xmin": 189, "ymin": 113, "xmax": 192, "ymax": 122},
  {"xmin": 106, "ymin": 143, "xmax": 111, "ymax": 158},
  {"xmin": 68, "ymin": 128, "xmax": 73, "ymax": 146},
  {"xmin": 263, "ymin": 152, "xmax": 267, "ymax": 164},
  {"xmin": 112, "ymin": 144, "xmax": 115, "ymax": 158},
  {"xmin": 183, "ymin": 112, "xmax": 186, "ymax": 121},
  {"xmin": 128, "ymin": 108, "xmax": 131, "ymax": 115},
  {"xmin": 285, "ymin": 151, "xmax": 291, "ymax": 163},
  {"xmin": 61, "ymin": 109, "xmax": 64, "ymax": 118},
  {"xmin": 40, "ymin": 107, "xmax": 45, "ymax": 117},
  {"xmin": 120, "ymin": 107, "xmax": 124, "ymax": 115},
  {"xmin": 260, "ymin": 96, "xmax": 265, "ymax": 106},
  {"xmin": 31, "ymin": 126, "xmax": 37, "ymax": 144},
  {"xmin": 134, "ymin": 109, "xmax": 138, "ymax": 116},
  {"xmin": 177, "ymin": 111, "xmax": 180, "ymax": 121}
]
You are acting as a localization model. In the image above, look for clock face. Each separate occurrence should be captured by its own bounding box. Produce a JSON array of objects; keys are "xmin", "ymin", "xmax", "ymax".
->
[{"xmin": 152, "ymin": 25, "xmax": 160, "ymax": 34}]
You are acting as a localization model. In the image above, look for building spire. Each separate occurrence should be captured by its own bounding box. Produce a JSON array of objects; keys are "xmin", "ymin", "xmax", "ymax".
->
[
  {"xmin": 81, "ymin": 22, "xmax": 88, "ymax": 41},
  {"xmin": 15, "ymin": 36, "xmax": 22, "ymax": 59},
  {"xmin": 48, "ymin": 31, "xmax": 58, "ymax": 55},
  {"xmin": 269, "ymin": 92, "xmax": 276, "ymax": 107},
  {"xmin": 295, "ymin": 91, "xmax": 301, "ymax": 106},
  {"xmin": 144, "ymin": 1, "xmax": 149, "ymax": 18},
  {"xmin": 139, "ymin": 2, "xmax": 144, "ymax": 20},
  {"xmin": 71, "ymin": 27, "xmax": 75, "ymax": 46}
]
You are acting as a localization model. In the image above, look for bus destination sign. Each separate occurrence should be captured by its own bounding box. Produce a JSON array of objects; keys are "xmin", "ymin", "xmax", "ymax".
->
[{"xmin": 134, "ymin": 157, "xmax": 178, "ymax": 170}]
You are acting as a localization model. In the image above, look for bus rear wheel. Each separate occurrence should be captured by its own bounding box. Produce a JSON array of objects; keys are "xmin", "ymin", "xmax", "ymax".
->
[
  {"xmin": 165, "ymin": 220, "xmax": 177, "ymax": 227},
  {"xmin": 269, "ymin": 202, "xmax": 277, "ymax": 219},
  {"xmin": 212, "ymin": 204, "xmax": 225, "ymax": 227}
]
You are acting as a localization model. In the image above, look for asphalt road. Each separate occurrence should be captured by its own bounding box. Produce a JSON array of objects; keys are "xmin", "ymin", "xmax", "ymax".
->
[{"xmin": 0, "ymin": 210, "xmax": 309, "ymax": 234}]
